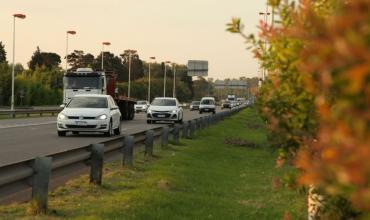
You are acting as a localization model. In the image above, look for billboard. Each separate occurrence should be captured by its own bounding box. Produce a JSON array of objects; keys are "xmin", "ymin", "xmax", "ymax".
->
[{"xmin": 187, "ymin": 60, "xmax": 208, "ymax": 77}]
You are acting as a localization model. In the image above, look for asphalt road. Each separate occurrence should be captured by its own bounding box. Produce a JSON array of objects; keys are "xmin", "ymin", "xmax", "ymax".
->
[{"xmin": 0, "ymin": 108, "xmax": 227, "ymax": 166}]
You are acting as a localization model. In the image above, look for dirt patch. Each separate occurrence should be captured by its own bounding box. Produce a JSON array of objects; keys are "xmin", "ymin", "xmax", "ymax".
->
[
  {"xmin": 245, "ymin": 123, "xmax": 264, "ymax": 130},
  {"xmin": 157, "ymin": 179, "xmax": 170, "ymax": 191},
  {"xmin": 238, "ymin": 200, "xmax": 263, "ymax": 209},
  {"xmin": 224, "ymin": 137, "xmax": 259, "ymax": 148}
]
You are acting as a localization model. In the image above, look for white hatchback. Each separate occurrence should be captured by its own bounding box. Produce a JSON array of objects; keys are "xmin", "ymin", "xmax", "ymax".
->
[{"xmin": 57, "ymin": 94, "xmax": 121, "ymax": 137}]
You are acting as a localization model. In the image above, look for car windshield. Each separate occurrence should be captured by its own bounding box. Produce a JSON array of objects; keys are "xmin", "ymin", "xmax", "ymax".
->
[
  {"xmin": 151, "ymin": 99, "xmax": 176, "ymax": 106},
  {"xmin": 137, "ymin": 101, "xmax": 147, "ymax": 105},
  {"xmin": 191, "ymin": 101, "xmax": 200, "ymax": 105},
  {"xmin": 201, "ymin": 99, "xmax": 215, "ymax": 105},
  {"xmin": 67, "ymin": 97, "xmax": 108, "ymax": 108},
  {"xmin": 64, "ymin": 76, "xmax": 102, "ymax": 89}
]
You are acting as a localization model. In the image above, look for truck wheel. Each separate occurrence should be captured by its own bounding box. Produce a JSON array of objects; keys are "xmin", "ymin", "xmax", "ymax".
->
[{"xmin": 58, "ymin": 131, "xmax": 66, "ymax": 137}]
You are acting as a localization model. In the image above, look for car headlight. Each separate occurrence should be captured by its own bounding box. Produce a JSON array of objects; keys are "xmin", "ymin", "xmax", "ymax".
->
[
  {"xmin": 147, "ymin": 109, "xmax": 152, "ymax": 114},
  {"xmin": 172, "ymin": 110, "xmax": 177, "ymax": 114},
  {"xmin": 58, "ymin": 113, "xmax": 66, "ymax": 120},
  {"xmin": 97, "ymin": 114, "xmax": 107, "ymax": 120}
]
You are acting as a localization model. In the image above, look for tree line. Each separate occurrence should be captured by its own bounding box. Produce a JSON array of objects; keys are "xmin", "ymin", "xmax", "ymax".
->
[{"xmin": 0, "ymin": 43, "xmax": 242, "ymax": 106}]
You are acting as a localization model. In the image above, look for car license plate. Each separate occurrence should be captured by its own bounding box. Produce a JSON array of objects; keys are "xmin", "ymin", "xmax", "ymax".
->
[
  {"xmin": 75, "ymin": 121, "xmax": 87, "ymax": 126},
  {"xmin": 157, "ymin": 114, "xmax": 165, "ymax": 118}
]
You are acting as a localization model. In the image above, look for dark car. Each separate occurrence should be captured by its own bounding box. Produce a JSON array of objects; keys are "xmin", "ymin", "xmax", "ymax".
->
[
  {"xmin": 221, "ymin": 100, "xmax": 232, "ymax": 109},
  {"xmin": 190, "ymin": 101, "xmax": 200, "ymax": 111}
]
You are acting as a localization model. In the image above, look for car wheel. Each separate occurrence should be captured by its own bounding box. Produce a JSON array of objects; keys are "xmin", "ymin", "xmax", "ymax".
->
[
  {"xmin": 58, "ymin": 131, "xmax": 66, "ymax": 137},
  {"xmin": 114, "ymin": 121, "xmax": 121, "ymax": 135},
  {"xmin": 105, "ymin": 121, "xmax": 113, "ymax": 137},
  {"xmin": 212, "ymin": 111, "xmax": 216, "ymax": 115},
  {"xmin": 199, "ymin": 111, "xmax": 203, "ymax": 114},
  {"xmin": 147, "ymin": 120, "xmax": 152, "ymax": 124},
  {"xmin": 72, "ymin": 131, "xmax": 79, "ymax": 135}
]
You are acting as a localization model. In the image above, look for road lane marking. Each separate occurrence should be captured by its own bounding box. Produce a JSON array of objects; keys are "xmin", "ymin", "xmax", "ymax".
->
[{"xmin": 0, "ymin": 121, "xmax": 56, "ymax": 129}]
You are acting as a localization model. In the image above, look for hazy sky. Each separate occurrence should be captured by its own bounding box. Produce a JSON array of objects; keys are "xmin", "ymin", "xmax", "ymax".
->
[{"xmin": 1, "ymin": 0, "xmax": 268, "ymax": 79}]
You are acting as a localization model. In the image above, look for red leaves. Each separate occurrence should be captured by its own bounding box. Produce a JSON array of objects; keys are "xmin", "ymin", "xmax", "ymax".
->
[{"xmin": 256, "ymin": 0, "xmax": 370, "ymax": 212}]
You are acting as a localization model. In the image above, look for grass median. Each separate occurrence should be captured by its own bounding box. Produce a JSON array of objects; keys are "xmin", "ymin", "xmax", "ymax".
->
[{"xmin": 0, "ymin": 108, "xmax": 306, "ymax": 219}]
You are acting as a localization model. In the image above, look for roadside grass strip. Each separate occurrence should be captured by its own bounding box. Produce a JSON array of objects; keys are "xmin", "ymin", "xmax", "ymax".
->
[{"xmin": 0, "ymin": 108, "xmax": 306, "ymax": 219}]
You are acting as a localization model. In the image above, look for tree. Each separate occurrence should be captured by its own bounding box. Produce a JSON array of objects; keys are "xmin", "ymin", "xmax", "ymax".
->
[
  {"xmin": 120, "ymin": 50, "xmax": 144, "ymax": 81},
  {"xmin": 66, "ymin": 50, "xmax": 95, "ymax": 70},
  {"xmin": 0, "ymin": 41, "xmax": 6, "ymax": 63},
  {"xmin": 228, "ymin": 0, "xmax": 370, "ymax": 217},
  {"xmin": 94, "ymin": 52, "xmax": 126, "ymax": 79},
  {"xmin": 28, "ymin": 47, "xmax": 61, "ymax": 70},
  {"xmin": 0, "ymin": 63, "xmax": 11, "ymax": 105}
]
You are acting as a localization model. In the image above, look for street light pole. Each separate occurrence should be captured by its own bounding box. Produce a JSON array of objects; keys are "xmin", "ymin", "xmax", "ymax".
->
[
  {"xmin": 11, "ymin": 13, "xmax": 26, "ymax": 111},
  {"xmin": 259, "ymin": 7, "xmax": 271, "ymax": 81},
  {"xmin": 125, "ymin": 49, "xmax": 137, "ymax": 98},
  {"xmin": 65, "ymin": 30, "xmax": 76, "ymax": 72},
  {"xmin": 163, "ymin": 61, "xmax": 171, "ymax": 97},
  {"xmin": 172, "ymin": 63, "xmax": 176, "ymax": 98},
  {"xmin": 101, "ymin": 42, "xmax": 111, "ymax": 71},
  {"xmin": 148, "ymin": 57, "xmax": 155, "ymax": 102}
]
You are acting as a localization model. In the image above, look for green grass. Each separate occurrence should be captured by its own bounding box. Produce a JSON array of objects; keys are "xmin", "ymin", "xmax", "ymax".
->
[{"xmin": 0, "ymin": 108, "xmax": 306, "ymax": 220}]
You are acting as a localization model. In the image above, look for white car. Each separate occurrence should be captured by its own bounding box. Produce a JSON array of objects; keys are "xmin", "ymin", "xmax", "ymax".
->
[
  {"xmin": 199, "ymin": 97, "xmax": 216, "ymax": 114},
  {"xmin": 147, "ymin": 97, "xmax": 183, "ymax": 124},
  {"xmin": 57, "ymin": 94, "xmax": 121, "ymax": 137},
  {"xmin": 134, "ymin": 100, "xmax": 149, "ymax": 113}
]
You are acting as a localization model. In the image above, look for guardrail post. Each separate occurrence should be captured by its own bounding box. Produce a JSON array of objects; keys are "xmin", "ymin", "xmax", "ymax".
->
[
  {"xmin": 123, "ymin": 135, "xmax": 134, "ymax": 168},
  {"xmin": 196, "ymin": 118, "xmax": 201, "ymax": 130},
  {"xmin": 31, "ymin": 156, "xmax": 52, "ymax": 214},
  {"xmin": 173, "ymin": 124, "xmax": 180, "ymax": 145},
  {"xmin": 182, "ymin": 122, "xmax": 189, "ymax": 139},
  {"xmin": 145, "ymin": 130, "xmax": 154, "ymax": 156},
  {"xmin": 90, "ymin": 144, "xmax": 104, "ymax": 185},
  {"xmin": 190, "ymin": 120, "xmax": 196, "ymax": 138},
  {"xmin": 161, "ymin": 126, "xmax": 169, "ymax": 148},
  {"xmin": 210, "ymin": 115, "xmax": 214, "ymax": 125}
]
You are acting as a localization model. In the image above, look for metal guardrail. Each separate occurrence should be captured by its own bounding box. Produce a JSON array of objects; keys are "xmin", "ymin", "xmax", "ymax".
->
[
  {"xmin": 0, "ymin": 106, "xmax": 246, "ymax": 210},
  {"xmin": 0, "ymin": 108, "xmax": 62, "ymax": 118}
]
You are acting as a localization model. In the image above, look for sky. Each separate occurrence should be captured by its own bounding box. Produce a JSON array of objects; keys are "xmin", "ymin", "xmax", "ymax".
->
[{"xmin": 1, "ymin": 0, "xmax": 269, "ymax": 79}]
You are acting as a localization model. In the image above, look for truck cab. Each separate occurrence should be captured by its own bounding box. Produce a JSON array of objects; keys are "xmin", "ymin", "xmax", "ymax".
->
[
  {"xmin": 63, "ymin": 68, "xmax": 107, "ymax": 105},
  {"xmin": 62, "ymin": 68, "xmax": 135, "ymax": 120}
]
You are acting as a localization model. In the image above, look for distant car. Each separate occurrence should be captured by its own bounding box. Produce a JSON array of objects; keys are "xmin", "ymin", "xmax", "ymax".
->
[
  {"xmin": 134, "ymin": 100, "xmax": 149, "ymax": 113},
  {"xmin": 221, "ymin": 100, "xmax": 232, "ymax": 109},
  {"xmin": 190, "ymin": 101, "xmax": 200, "ymax": 111},
  {"xmin": 147, "ymin": 97, "xmax": 184, "ymax": 124},
  {"xmin": 57, "ymin": 94, "xmax": 121, "ymax": 137},
  {"xmin": 199, "ymin": 97, "xmax": 216, "ymax": 114}
]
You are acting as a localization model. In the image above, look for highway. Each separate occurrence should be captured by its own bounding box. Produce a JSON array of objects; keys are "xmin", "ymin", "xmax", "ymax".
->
[{"xmin": 0, "ymin": 108, "xmax": 226, "ymax": 167}]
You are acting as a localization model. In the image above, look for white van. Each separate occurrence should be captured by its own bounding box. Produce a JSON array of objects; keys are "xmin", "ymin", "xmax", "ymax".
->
[{"xmin": 199, "ymin": 97, "xmax": 216, "ymax": 114}]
